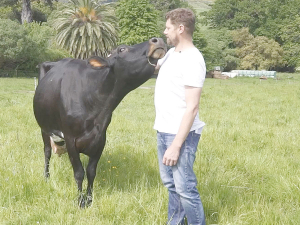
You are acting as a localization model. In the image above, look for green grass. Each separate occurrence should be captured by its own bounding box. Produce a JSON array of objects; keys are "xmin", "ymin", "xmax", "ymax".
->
[{"xmin": 0, "ymin": 74, "xmax": 300, "ymax": 224}]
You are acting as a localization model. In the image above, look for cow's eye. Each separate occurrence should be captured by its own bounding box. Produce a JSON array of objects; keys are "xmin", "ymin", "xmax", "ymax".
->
[{"xmin": 119, "ymin": 47, "xmax": 126, "ymax": 53}]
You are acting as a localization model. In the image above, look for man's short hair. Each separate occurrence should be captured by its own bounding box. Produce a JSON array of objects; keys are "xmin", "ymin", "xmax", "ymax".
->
[{"xmin": 165, "ymin": 8, "xmax": 195, "ymax": 35}]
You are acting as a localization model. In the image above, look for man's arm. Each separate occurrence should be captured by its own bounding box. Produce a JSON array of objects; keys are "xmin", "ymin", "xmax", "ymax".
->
[{"xmin": 162, "ymin": 86, "xmax": 202, "ymax": 166}]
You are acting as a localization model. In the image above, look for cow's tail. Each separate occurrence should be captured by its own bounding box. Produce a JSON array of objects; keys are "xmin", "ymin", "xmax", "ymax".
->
[{"xmin": 38, "ymin": 62, "xmax": 56, "ymax": 81}]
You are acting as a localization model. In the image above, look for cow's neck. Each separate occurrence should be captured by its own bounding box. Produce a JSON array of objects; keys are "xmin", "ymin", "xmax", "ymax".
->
[
  {"xmin": 94, "ymin": 79, "xmax": 136, "ymax": 125},
  {"xmin": 75, "ymin": 76, "xmax": 150, "ymax": 152},
  {"xmin": 75, "ymin": 80, "xmax": 133, "ymax": 151}
]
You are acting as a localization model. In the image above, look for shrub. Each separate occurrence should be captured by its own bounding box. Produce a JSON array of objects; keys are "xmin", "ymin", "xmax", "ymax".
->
[{"xmin": 0, "ymin": 19, "xmax": 69, "ymax": 70}]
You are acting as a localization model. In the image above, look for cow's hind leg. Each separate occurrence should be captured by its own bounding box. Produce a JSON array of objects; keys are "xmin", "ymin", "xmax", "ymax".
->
[{"xmin": 42, "ymin": 131, "xmax": 52, "ymax": 178}]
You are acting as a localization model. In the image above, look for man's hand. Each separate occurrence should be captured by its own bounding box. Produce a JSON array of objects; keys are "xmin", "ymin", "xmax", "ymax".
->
[{"xmin": 163, "ymin": 145, "xmax": 181, "ymax": 166}]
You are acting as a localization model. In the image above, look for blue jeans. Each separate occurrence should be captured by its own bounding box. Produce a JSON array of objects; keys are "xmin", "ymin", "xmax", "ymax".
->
[{"xmin": 157, "ymin": 131, "xmax": 205, "ymax": 225}]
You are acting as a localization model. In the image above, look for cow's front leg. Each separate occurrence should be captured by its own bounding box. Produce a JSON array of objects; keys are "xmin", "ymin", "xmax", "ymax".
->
[
  {"xmin": 42, "ymin": 131, "xmax": 51, "ymax": 178},
  {"xmin": 86, "ymin": 153, "xmax": 102, "ymax": 207},
  {"xmin": 66, "ymin": 139, "xmax": 85, "ymax": 208},
  {"xmin": 71, "ymin": 155, "xmax": 85, "ymax": 208}
]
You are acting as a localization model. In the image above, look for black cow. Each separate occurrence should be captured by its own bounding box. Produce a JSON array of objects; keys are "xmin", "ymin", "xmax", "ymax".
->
[{"xmin": 33, "ymin": 38, "xmax": 166, "ymax": 207}]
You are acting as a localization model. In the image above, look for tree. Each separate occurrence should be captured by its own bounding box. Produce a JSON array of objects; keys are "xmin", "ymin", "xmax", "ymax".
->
[
  {"xmin": 193, "ymin": 28, "xmax": 207, "ymax": 51},
  {"xmin": 44, "ymin": 0, "xmax": 54, "ymax": 9},
  {"xmin": 116, "ymin": 0, "xmax": 161, "ymax": 45},
  {"xmin": 0, "ymin": 0, "xmax": 56, "ymax": 24},
  {"xmin": 21, "ymin": 0, "xmax": 32, "ymax": 24},
  {"xmin": 280, "ymin": 15, "xmax": 300, "ymax": 70},
  {"xmin": 23, "ymin": 22, "xmax": 70, "ymax": 68},
  {"xmin": 202, "ymin": 0, "xmax": 240, "ymax": 30},
  {"xmin": 232, "ymin": 28, "xmax": 283, "ymax": 70},
  {"xmin": 203, "ymin": 0, "xmax": 300, "ymax": 41},
  {"xmin": 0, "ymin": 18, "xmax": 68, "ymax": 70},
  {"xmin": 0, "ymin": 0, "xmax": 18, "ymax": 7},
  {"xmin": 52, "ymin": 0, "xmax": 118, "ymax": 59},
  {"xmin": 150, "ymin": 0, "xmax": 185, "ymax": 13},
  {"xmin": 203, "ymin": 0, "xmax": 300, "ymax": 70},
  {"xmin": 201, "ymin": 28, "xmax": 238, "ymax": 71},
  {"xmin": 0, "ymin": 19, "xmax": 27, "ymax": 68}
]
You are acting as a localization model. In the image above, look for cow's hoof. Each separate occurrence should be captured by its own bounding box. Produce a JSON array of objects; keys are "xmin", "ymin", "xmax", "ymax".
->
[
  {"xmin": 78, "ymin": 193, "xmax": 86, "ymax": 208},
  {"xmin": 86, "ymin": 195, "xmax": 92, "ymax": 207},
  {"xmin": 44, "ymin": 171, "xmax": 50, "ymax": 179}
]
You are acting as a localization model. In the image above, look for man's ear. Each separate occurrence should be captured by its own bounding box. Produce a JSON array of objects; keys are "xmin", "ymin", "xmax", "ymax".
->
[{"xmin": 179, "ymin": 24, "xmax": 185, "ymax": 34}]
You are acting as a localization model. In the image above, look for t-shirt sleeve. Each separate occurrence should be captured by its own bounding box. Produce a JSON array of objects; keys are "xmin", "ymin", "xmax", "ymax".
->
[{"xmin": 182, "ymin": 52, "xmax": 206, "ymax": 88}]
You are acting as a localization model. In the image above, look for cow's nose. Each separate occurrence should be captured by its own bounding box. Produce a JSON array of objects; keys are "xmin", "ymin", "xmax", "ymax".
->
[
  {"xmin": 149, "ymin": 37, "xmax": 165, "ymax": 46},
  {"xmin": 150, "ymin": 38, "xmax": 158, "ymax": 44}
]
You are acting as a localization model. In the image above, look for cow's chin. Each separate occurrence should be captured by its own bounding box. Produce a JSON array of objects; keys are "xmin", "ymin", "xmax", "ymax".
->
[{"xmin": 150, "ymin": 48, "xmax": 166, "ymax": 59}]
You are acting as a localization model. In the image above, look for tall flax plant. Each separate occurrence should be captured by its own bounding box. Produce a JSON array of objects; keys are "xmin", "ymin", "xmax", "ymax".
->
[{"xmin": 52, "ymin": 0, "xmax": 118, "ymax": 59}]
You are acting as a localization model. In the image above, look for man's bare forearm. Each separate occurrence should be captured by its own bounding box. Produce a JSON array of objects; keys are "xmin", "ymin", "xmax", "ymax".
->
[{"xmin": 171, "ymin": 108, "xmax": 198, "ymax": 148}]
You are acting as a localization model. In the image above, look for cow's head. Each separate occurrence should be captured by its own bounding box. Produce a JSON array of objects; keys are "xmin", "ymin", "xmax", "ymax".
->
[{"xmin": 89, "ymin": 38, "xmax": 166, "ymax": 85}]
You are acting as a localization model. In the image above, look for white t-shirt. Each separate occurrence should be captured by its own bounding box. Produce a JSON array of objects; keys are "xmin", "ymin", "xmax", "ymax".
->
[{"xmin": 153, "ymin": 47, "xmax": 206, "ymax": 134}]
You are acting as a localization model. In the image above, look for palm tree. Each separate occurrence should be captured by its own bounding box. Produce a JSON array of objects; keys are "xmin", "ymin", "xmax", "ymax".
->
[{"xmin": 52, "ymin": 0, "xmax": 118, "ymax": 59}]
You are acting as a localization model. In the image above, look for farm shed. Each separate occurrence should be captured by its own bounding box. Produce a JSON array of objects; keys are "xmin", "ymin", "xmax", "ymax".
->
[{"xmin": 231, "ymin": 70, "xmax": 276, "ymax": 78}]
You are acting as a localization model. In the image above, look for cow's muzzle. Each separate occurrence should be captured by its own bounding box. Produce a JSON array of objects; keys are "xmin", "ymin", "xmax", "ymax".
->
[{"xmin": 147, "ymin": 38, "xmax": 167, "ymax": 62}]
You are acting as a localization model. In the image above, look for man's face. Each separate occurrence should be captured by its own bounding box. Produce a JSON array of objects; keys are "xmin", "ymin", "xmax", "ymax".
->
[{"xmin": 164, "ymin": 19, "xmax": 179, "ymax": 46}]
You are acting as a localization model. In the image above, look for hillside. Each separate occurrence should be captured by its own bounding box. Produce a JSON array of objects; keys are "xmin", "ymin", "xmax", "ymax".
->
[
  {"xmin": 186, "ymin": 0, "xmax": 214, "ymax": 13},
  {"xmin": 60, "ymin": 0, "xmax": 214, "ymax": 12}
]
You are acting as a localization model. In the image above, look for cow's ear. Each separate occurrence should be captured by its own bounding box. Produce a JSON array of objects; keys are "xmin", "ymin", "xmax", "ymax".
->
[{"xmin": 88, "ymin": 57, "xmax": 108, "ymax": 68}]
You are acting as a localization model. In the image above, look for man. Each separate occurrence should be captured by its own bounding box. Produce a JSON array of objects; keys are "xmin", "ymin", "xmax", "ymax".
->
[{"xmin": 154, "ymin": 8, "xmax": 206, "ymax": 225}]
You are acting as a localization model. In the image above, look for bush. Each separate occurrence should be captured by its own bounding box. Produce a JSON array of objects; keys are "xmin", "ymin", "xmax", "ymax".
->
[
  {"xmin": 0, "ymin": 19, "xmax": 69, "ymax": 70},
  {"xmin": 0, "ymin": 19, "xmax": 27, "ymax": 69}
]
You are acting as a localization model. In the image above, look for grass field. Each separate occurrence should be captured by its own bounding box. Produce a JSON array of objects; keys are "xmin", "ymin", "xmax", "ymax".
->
[{"xmin": 0, "ymin": 74, "xmax": 300, "ymax": 224}]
